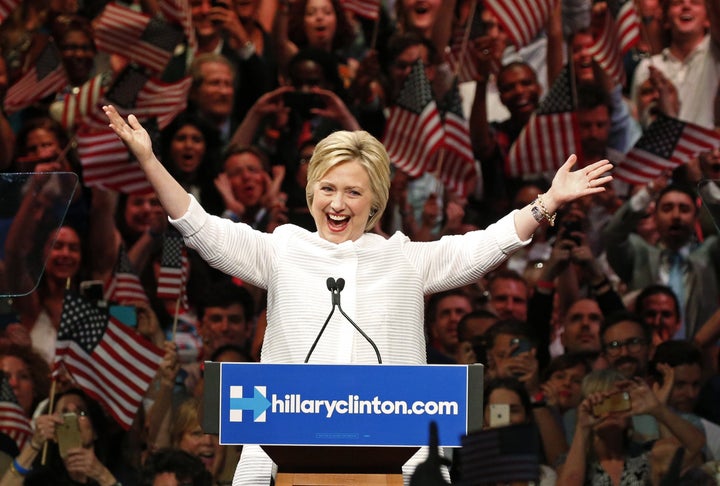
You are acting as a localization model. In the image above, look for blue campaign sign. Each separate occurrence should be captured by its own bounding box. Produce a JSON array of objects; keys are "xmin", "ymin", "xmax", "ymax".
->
[{"xmin": 218, "ymin": 363, "xmax": 473, "ymax": 447}]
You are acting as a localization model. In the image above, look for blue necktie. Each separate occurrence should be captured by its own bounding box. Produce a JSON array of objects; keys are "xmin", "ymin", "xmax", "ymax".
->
[{"xmin": 667, "ymin": 251, "xmax": 686, "ymax": 338}]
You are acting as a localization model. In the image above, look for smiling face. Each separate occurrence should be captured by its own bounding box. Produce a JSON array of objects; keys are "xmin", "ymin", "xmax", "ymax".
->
[
  {"xmin": 310, "ymin": 160, "xmax": 373, "ymax": 243},
  {"xmin": 497, "ymin": 64, "xmax": 540, "ymax": 123},
  {"xmin": 178, "ymin": 420, "xmax": 218, "ymax": 472},
  {"xmin": 224, "ymin": 151, "xmax": 266, "ymax": 208},
  {"xmin": 44, "ymin": 226, "xmax": 82, "ymax": 281},
  {"xmin": 124, "ymin": 192, "xmax": 163, "ymax": 234},
  {"xmin": 571, "ymin": 31, "xmax": 596, "ymax": 84},
  {"xmin": 192, "ymin": 60, "xmax": 234, "ymax": 123},
  {"xmin": 665, "ymin": 0, "xmax": 708, "ymax": 40},
  {"xmin": 190, "ymin": 0, "xmax": 217, "ymax": 39},
  {"xmin": 401, "ymin": 0, "xmax": 442, "ymax": 37},
  {"xmin": 170, "ymin": 124, "xmax": 206, "ymax": 174},
  {"xmin": 304, "ymin": 0, "xmax": 337, "ymax": 50}
]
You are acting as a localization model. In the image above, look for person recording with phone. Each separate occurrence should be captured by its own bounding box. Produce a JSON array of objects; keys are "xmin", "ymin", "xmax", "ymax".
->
[
  {"xmin": 103, "ymin": 98, "xmax": 612, "ymax": 484},
  {"xmin": 484, "ymin": 320, "xmax": 569, "ymax": 467},
  {"xmin": 229, "ymin": 48, "xmax": 360, "ymax": 176},
  {"xmin": 557, "ymin": 369, "xmax": 706, "ymax": 486},
  {"xmin": 1, "ymin": 389, "xmax": 122, "ymax": 486}
]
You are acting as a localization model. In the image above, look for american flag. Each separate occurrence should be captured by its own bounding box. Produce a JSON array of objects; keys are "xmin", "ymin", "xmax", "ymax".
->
[
  {"xmin": 156, "ymin": 228, "xmax": 189, "ymax": 306},
  {"xmin": 54, "ymin": 293, "xmax": 164, "ymax": 430},
  {"xmin": 586, "ymin": 0, "xmax": 640, "ymax": 86},
  {"xmin": 94, "ymin": 3, "xmax": 184, "ymax": 74},
  {"xmin": 4, "ymin": 40, "xmax": 68, "ymax": 114},
  {"xmin": 58, "ymin": 73, "xmax": 108, "ymax": 130},
  {"xmin": 484, "ymin": 0, "xmax": 553, "ymax": 48},
  {"xmin": 105, "ymin": 246, "xmax": 150, "ymax": 304},
  {"xmin": 507, "ymin": 66, "xmax": 582, "ymax": 177},
  {"xmin": 0, "ymin": 0, "xmax": 20, "ymax": 26},
  {"xmin": 615, "ymin": 114, "xmax": 720, "ymax": 185},
  {"xmin": 432, "ymin": 81, "xmax": 478, "ymax": 197},
  {"xmin": 157, "ymin": 0, "xmax": 196, "ymax": 50},
  {"xmin": 0, "ymin": 372, "xmax": 32, "ymax": 451},
  {"xmin": 383, "ymin": 59, "xmax": 444, "ymax": 177},
  {"xmin": 461, "ymin": 424, "xmax": 540, "ymax": 484},
  {"xmin": 106, "ymin": 65, "xmax": 192, "ymax": 129},
  {"xmin": 76, "ymin": 123, "xmax": 153, "ymax": 194},
  {"xmin": 446, "ymin": 4, "xmax": 487, "ymax": 83},
  {"xmin": 341, "ymin": 0, "xmax": 381, "ymax": 20}
]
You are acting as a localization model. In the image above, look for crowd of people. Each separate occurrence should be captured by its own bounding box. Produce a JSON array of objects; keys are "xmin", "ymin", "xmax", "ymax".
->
[{"xmin": 0, "ymin": 0, "xmax": 719, "ymax": 484}]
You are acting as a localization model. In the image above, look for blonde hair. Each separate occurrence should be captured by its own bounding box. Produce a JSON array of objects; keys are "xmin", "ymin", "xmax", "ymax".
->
[
  {"xmin": 170, "ymin": 397, "xmax": 203, "ymax": 447},
  {"xmin": 305, "ymin": 130, "xmax": 391, "ymax": 231},
  {"xmin": 581, "ymin": 369, "xmax": 625, "ymax": 397}
]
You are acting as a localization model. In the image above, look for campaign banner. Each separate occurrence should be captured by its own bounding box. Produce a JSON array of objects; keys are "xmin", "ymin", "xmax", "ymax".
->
[{"xmin": 214, "ymin": 363, "xmax": 481, "ymax": 447}]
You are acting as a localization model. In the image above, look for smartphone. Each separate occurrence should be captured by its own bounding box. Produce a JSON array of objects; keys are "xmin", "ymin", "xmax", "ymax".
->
[
  {"xmin": 211, "ymin": 0, "xmax": 229, "ymax": 8},
  {"xmin": 510, "ymin": 337, "xmax": 533, "ymax": 357},
  {"xmin": 80, "ymin": 280, "xmax": 104, "ymax": 302},
  {"xmin": 109, "ymin": 304, "xmax": 137, "ymax": 328},
  {"xmin": 592, "ymin": 391, "xmax": 631, "ymax": 416},
  {"xmin": 57, "ymin": 413, "xmax": 82, "ymax": 458},
  {"xmin": 283, "ymin": 91, "xmax": 323, "ymax": 119},
  {"xmin": 561, "ymin": 220, "xmax": 583, "ymax": 246},
  {"xmin": 489, "ymin": 403, "xmax": 510, "ymax": 428}
]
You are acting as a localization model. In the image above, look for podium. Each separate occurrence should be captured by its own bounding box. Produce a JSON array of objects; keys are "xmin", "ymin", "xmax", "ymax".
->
[{"xmin": 203, "ymin": 362, "xmax": 483, "ymax": 485}]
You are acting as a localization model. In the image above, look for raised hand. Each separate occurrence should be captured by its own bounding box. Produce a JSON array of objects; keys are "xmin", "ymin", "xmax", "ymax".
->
[
  {"xmin": 103, "ymin": 105, "xmax": 153, "ymax": 166},
  {"xmin": 546, "ymin": 155, "xmax": 613, "ymax": 209}
]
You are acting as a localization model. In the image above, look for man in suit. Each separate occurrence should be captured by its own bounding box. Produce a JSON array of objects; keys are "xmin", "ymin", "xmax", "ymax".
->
[{"xmin": 602, "ymin": 184, "xmax": 720, "ymax": 339}]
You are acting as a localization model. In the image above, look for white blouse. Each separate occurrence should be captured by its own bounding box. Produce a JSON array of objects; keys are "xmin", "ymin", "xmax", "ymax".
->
[{"xmin": 171, "ymin": 195, "xmax": 528, "ymax": 365}]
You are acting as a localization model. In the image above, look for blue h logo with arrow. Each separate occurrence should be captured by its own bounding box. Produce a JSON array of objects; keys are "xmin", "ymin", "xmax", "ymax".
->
[{"xmin": 229, "ymin": 386, "xmax": 271, "ymax": 422}]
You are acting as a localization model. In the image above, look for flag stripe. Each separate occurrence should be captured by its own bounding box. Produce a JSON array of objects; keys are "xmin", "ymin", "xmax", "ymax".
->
[{"xmin": 95, "ymin": 4, "xmax": 175, "ymax": 72}]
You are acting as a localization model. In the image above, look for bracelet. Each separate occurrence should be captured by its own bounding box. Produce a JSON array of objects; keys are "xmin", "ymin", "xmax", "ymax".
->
[
  {"xmin": 12, "ymin": 458, "xmax": 31, "ymax": 476},
  {"xmin": 532, "ymin": 194, "xmax": 556, "ymax": 226}
]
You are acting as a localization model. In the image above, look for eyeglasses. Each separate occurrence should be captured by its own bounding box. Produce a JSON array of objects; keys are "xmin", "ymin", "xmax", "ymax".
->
[{"xmin": 603, "ymin": 337, "xmax": 647, "ymax": 356}]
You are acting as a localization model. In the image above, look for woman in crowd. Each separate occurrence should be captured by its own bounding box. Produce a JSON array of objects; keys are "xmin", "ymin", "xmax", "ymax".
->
[
  {"xmin": 170, "ymin": 397, "xmax": 236, "ymax": 484},
  {"xmin": 0, "ymin": 344, "xmax": 50, "ymax": 417},
  {"xmin": 274, "ymin": 0, "xmax": 357, "ymax": 84},
  {"xmin": 557, "ymin": 369, "xmax": 706, "ymax": 485},
  {"xmin": 5, "ymin": 214, "xmax": 84, "ymax": 362},
  {"xmin": 482, "ymin": 377, "xmax": 558, "ymax": 485},
  {"xmin": 1, "ymin": 388, "xmax": 122, "ymax": 486},
  {"xmin": 104, "ymin": 103, "xmax": 612, "ymax": 484},
  {"xmin": 160, "ymin": 112, "xmax": 224, "ymax": 216}
]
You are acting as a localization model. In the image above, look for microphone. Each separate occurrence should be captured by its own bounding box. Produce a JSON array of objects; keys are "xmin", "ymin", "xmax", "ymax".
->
[
  {"xmin": 334, "ymin": 278, "xmax": 383, "ymax": 364},
  {"xmin": 304, "ymin": 278, "xmax": 338, "ymax": 363}
]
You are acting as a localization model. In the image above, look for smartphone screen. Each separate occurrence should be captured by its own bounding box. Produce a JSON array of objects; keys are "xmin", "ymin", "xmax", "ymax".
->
[
  {"xmin": 489, "ymin": 403, "xmax": 511, "ymax": 428},
  {"xmin": 510, "ymin": 337, "xmax": 533, "ymax": 357},
  {"xmin": 109, "ymin": 304, "xmax": 137, "ymax": 328},
  {"xmin": 57, "ymin": 413, "xmax": 82, "ymax": 458},
  {"xmin": 592, "ymin": 391, "xmax": 631, "ymax": 416}
]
